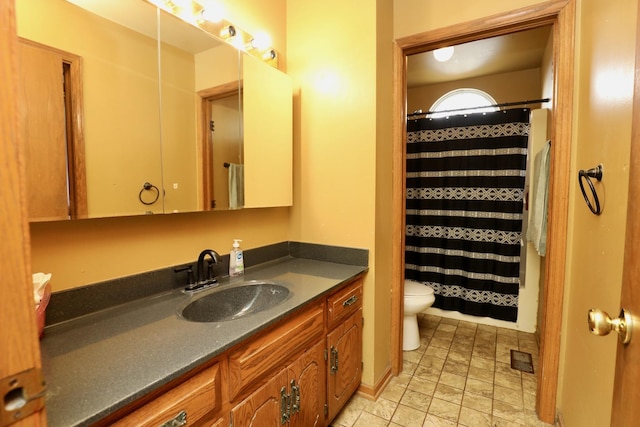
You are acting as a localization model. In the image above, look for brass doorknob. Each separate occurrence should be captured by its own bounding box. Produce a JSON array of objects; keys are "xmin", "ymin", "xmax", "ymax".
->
[{"xmin": 587, "ymin": 308, "xmax": 632, "ymax": 344}]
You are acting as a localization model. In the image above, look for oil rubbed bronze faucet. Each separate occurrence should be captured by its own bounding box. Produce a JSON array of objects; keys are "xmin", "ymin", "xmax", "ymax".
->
[{"xmin": 178, "ymin": 249, "xmax": 220, "ymax": 293}]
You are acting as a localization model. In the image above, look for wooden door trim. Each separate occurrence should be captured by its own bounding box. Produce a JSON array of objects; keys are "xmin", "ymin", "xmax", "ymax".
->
[
  {"xmin": 391, "ymin": 0, "xmax": 575, "ymax": 423},
  {"xmin": 611, "ymin": 2, "xmax": 640, "ymax": 424},
  {"xmin": 1, "ymin": 0, "xmax": 47, "ymax": 424},
  {"xmin": 198, "ymin": 81, "xmax": 240, "ymax": 210}
]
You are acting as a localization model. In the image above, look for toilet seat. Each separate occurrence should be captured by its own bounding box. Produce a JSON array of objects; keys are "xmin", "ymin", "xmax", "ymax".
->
[{"xmin": 405, "ymin": 280, "xmax": 434, "ymax": 297}]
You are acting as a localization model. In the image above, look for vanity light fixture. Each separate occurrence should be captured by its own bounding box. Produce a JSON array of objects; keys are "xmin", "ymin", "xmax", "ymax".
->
[
  {"xmin": 144, "ymin": 0, "xmax": 280, "ymax": 68},
  {"xmin": 433, "ymin": 46, "xmax": 455, "ymax": 62}
]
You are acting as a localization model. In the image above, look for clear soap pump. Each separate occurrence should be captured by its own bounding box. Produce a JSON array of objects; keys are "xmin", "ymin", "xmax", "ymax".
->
[{"xmin": 229, "ymin": 239, "xmax": 244, "ymax": 277}]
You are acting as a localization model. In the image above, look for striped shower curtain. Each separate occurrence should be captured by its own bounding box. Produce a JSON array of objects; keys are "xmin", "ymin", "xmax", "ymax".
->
[{"xmin": 405, "ymin": 108, "xmax": 530, "ymax": 322}]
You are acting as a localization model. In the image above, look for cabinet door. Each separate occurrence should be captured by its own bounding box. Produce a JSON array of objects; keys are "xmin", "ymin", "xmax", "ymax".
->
[
  {"xmin": 326, "ymin": 309, "xmax": 363, "ymax": 421},
  {"xmin": 231, "ymin": 370, "xmax": 287, "ymax": 427},
  {"xmin": 287, "ymin": 340, "xmax": 326, "ymax": 427}
]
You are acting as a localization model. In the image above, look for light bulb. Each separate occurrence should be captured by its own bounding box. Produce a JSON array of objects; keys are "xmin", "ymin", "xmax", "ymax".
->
[
  {"xmin": 249, "ymin": 32, "xmax": 271, "ymax": 51},
  {"xmin": 200, "ymin": 2, "xmax": 224, "ymax": 23},
  {"xmin": 433, "ymin": 46, "xmax": 454, "ymax": 62}
]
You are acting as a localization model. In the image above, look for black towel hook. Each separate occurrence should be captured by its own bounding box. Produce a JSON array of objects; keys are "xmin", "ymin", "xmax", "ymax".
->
[{"xmin": 578, "ymin": 164, "xmax": 603, "ymax": 215}]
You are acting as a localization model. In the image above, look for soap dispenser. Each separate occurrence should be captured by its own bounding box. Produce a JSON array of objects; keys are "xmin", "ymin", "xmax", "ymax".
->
[{"xmin": 229, "ymin": 239, "xmax": 244, "ymax": 277}]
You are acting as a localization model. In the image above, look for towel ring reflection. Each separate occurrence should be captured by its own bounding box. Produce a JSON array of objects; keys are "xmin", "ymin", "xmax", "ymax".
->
[
  {"xmin": 578, "ymin": 164, "xmax": 603, "ymax": 215},
  {"xmin": 139, "ymin": 182, "xmax": 160, "ymax": 205}
]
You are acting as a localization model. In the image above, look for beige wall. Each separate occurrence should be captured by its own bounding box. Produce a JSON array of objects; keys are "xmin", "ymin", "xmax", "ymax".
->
[
  {"xmin": 287, "ymin": 0, "xmax": 394, "ymax": 387},
  {"xmin": 407, "ymin": 68, "xmax": 542, "ymax": 114},
  {"xmin": 395, "ymin": 0, "xmax": 637, "ymax": 424}
]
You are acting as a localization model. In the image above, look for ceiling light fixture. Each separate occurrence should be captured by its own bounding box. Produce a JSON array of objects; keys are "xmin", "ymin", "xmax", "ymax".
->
[{"xmin": 433, "ymin": 46, "xmax": 455, "ymax": 62}]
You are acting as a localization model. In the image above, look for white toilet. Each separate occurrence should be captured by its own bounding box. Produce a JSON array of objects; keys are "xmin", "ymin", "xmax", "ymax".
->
[{"xmin": 403, "ymin": 280, "xmax": 435, "ymax": 351}]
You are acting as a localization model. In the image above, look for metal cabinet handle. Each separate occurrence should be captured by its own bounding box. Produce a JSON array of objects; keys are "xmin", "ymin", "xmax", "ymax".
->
[
  {"xmin": 290, "ymin": 380, "xmax": 300, "ymax": 415},
  {"xmin": 343, "ymin": 295, "xmax": 358, "ymax": 307},
  {"xmin": 280, "ymin": 386, "xmax": 290, "ymax": 424},
  {"xmin": 159, "ymin": 410, "xmax": 187, "ymax": 427},
  {"xmin": 330, "ymin": 346, "xmax": 339, "ymax": 374}
]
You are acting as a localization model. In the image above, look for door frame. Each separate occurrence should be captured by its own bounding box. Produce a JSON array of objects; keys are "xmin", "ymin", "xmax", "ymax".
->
[{"xmin": 390, "ymin": 0, "xmax": 575, "ymax": 423}]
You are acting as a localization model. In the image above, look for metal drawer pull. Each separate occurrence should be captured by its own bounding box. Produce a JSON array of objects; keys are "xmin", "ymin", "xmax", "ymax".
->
[
  {"xmin": 343, "ymin": 295, "xmax": 358, "ymax": 307},
  {"xmin": 159, "ymin": 410, "xmax": 187, "ymax": 427}
]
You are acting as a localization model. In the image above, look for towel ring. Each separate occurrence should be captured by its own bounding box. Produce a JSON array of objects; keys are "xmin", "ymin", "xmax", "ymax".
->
[
  {"xmin": 139, "ymin": 182, "xmax": 160, "ymax": 205},
  {"xmin": 578, "ymin": 164, "xmax": 603, "ymax": 215}
]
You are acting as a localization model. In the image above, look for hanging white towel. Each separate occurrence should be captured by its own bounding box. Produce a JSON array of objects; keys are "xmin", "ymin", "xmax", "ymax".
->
[
  {"xmin": 526, "ymin": 140, "xmax": 551, "ymax": 255},
  {"xmin": 228, "ymin": 163, "xmax": 244, "ymax": 210}
]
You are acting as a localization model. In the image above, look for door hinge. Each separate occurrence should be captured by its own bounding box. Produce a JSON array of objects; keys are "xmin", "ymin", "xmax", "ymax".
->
[
  {"xmin": 229, "ymin": 411, "xmax": 233, "ymax": 427},
  {"xmin": 0, "ymin": 367, "xmax": 46, "ymax": 427},
  {"xmin": 324, "ymin": 404, "xmax": 328, "ymax": 417},
  {"xmin": 210, "ymin": 120, "xmax": 215, "ymax": 132},
  {"xmin": 324, "ymin": 348, "xmax": 328, "ymax": 361}
]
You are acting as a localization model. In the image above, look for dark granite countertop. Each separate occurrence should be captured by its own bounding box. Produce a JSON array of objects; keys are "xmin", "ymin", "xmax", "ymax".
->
[{"xmin": 40, "ymin": 255, "xmax": 367, "ymax": 427}]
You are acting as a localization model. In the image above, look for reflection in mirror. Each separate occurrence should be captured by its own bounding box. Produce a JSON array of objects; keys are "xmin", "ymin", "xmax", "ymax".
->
[
  {"xmin": 157, "ymin": 8, "xmax": 240, "ymax": 213},
  {"xmin": 17, "ymin": 0, "xmax": 164, "ymax": 220}
]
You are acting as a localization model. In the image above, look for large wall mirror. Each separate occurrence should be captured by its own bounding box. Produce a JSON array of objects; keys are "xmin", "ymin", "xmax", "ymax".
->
[{"xmin": 16, "ymin": 0, "xmax": 292, "ymax": 221}]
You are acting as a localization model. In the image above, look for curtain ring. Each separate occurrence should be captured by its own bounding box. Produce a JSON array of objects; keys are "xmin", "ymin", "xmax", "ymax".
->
[
  {"xmin": 578, "ymin": 164, "xmax": 603, "ymax": 215},
  {"xmin": 139, "ymin": 182, "xmax": 160, "ymax": 205}
]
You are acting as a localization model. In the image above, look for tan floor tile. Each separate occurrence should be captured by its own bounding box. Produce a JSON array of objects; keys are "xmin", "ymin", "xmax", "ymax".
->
[
  {"xmin": 389, "ymin": 372, "xmax": 413, "ymax": 388},
  {"xmin": 423, "ymin": 414, "xmax": 457, "ymax": 427},
  {"xmin": 497, "ymin": 327, "xmax": 519, "ymax": 337},
  {"xmin": 495, "ymin": 372, "xmax": 523, "ymax": 391},
  {"xmin": 403, "ymin": 350, "xmax": 423, "ymax": 365},
  {"xmin": 353, "ymin": 411, "xmax": 391, "ymax": 427},
  {"xmin": 465, "ymin": 378, "xmax": 493, "ymax": 398},
  {"xmin": 403, "ymin": 360, "xmax": 418, "ymax": 375},
  {"xmin": 390, "ymin": 404, "xmax": 427, "ymax": 427},
  {"xmin": 381, "ymin": 383, "xmax": 408, "ymax": 403},
  {"xmin": 468, "ymin": 365, "xmax": 495, "ymax": 383},
  {"xmin": 493, "ymin": 399, "xmax": 525, "ymax": 425},
  {"xmin": 427, "ymin": 397, "xmax": 460, "ymax": 423},
  {"xmin": 458, "ymin": 406, "xmax": 492, "ymax": 427},
  {"xmin": 495, "ymin": 348, "xmax": 512, "ymax": 364},
  {"xmin": 439, "ymin": 317, "xmax": 459, "ymax": 326},
  {"xmin": 497, "ymin": 334, "xmax": 519, "ymax": 347},
  {"xmin": 400, "ymin": 389, "xmax": 432, "ymax": 411},
  {"xmin": 494, "ymin": 384, "xmax": 523, "ymax": 408},
  {"xmin": 433, "ymin": 383, "xmax": 463, "ymax": 405},
  {"xmin": 457, "ymin": 320, "xmax": 478, "ymax": 331},
  {"xmin": 522, "ymin": 375, "xmax": 537, "ymax": 395},
  {"xmin": 492, "ymin": 415, "xmax": 523, "ymax": 426},
  {"xmin": 438, "ymin": 371, "xmax": 466, "ymax": 390},
  {"xmin": 462, "ymin": 390, "xmax": 492, "ymax": 414},
  {"xmin": 333, "ymin": 395, "xmax": 371, "ymax": 427},
  {"xmin": 424, "ymin": 345, "xmax": 450, "ymax": 360},
  {"xmin": 408, "ymin": 376, "xmax": 438, "ymax": 396},
  {"xmin": 496, "ymin": 361, "xmax": 522, "ymax": 378},
  {"xmin": 523, "ymin": 409, "xmax": 554, "ymax": 426},
  {"xmin": 431, "ymin": 336, "xmax": 454, "ymax": 349},
  {"xmin": 470, "ymin": 355, "xmax": 495, "ymax": 371},
  {"xmin": 414, "ymin": 365, "xmax": 442, "ymax": 381},
  {"xmin": 442, "ymin": 358, "xmax": 469, "ymax": 376},
  {"xmin": 364, "ymin": 397, "xmax": 398, "ymax": 421},
  {"xmin": 477, "ymin": 324, "xmax": 497, "ymax": 334},
  {"xmin": 436, "ymin": 323, "xmax": 457, "ymax": 333},
  {"xmin": 419, "ymin": 355, "xmax": 446, "ymax": 370},
  {"xmin": 447, "ymin": 348, "xmax": 472, "ymax": 364},
  {"xmin": 450, "ymin": 338, "xmax": 474, "ymax": 352},
  {"xmin": 523, "ymin": 390, "xmax": 536, "ymax": 411}
]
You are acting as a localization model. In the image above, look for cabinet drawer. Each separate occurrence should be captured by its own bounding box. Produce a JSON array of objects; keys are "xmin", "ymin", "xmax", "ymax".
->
[
  {"xmin": 228, "ymin": 302, "xmax": 324, "ymax": 401},
  {"xmin": 327, "ymin": 278, "xmax": 363, "ymax": 330},
  {"xmin": 112, "ymin": 363, "xmax": 221, "ymax": 427}
]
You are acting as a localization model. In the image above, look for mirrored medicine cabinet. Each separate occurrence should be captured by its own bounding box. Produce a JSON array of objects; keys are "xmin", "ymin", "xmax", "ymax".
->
[{"xmin": 16, "ymin": 0, "xmax": 293, "ymax": 221}]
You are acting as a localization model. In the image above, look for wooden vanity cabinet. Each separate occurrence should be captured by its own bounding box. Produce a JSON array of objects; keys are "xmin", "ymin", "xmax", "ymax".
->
[
  {"xmin": 111, "ymin": 363, "xmax": 223, "ymax": 427},
  {"xmin": 110, "ymin": 276, "xmax": 364, "ymax": 427},
  {"xmin": 326, "ymin": 278, "xmax": 363, "ymax": 423},
  {"xmin": 229, "ymin": 303, "xmax": 326, "ymax": 426}
]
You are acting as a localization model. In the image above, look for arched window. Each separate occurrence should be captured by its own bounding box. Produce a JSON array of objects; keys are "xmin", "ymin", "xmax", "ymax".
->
[{"xmin": 429, "ymin": 88, "xmax": 498, "ymax": 118}]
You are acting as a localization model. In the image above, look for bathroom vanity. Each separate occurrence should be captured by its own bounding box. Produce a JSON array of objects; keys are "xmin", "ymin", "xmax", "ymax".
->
[{"xmin": 40, "ymin": 244, "xmax": 367, "ymax": 427}]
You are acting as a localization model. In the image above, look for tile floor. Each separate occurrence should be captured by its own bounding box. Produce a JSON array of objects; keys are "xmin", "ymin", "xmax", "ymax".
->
[{"xmin": 331, "ymin": 314, "xmax": 554, "ymax": 427}]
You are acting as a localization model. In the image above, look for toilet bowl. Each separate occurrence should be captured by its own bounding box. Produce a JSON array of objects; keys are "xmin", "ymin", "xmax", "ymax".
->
[{"xmin": 403, "ymin": 280, "xmax": 435, "ymax": 351}]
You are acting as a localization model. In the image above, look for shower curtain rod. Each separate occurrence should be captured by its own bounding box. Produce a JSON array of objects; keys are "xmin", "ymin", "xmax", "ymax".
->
[{"xmin": 407, "ymin": 98, "xmax": 550, "ymax": 118}]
